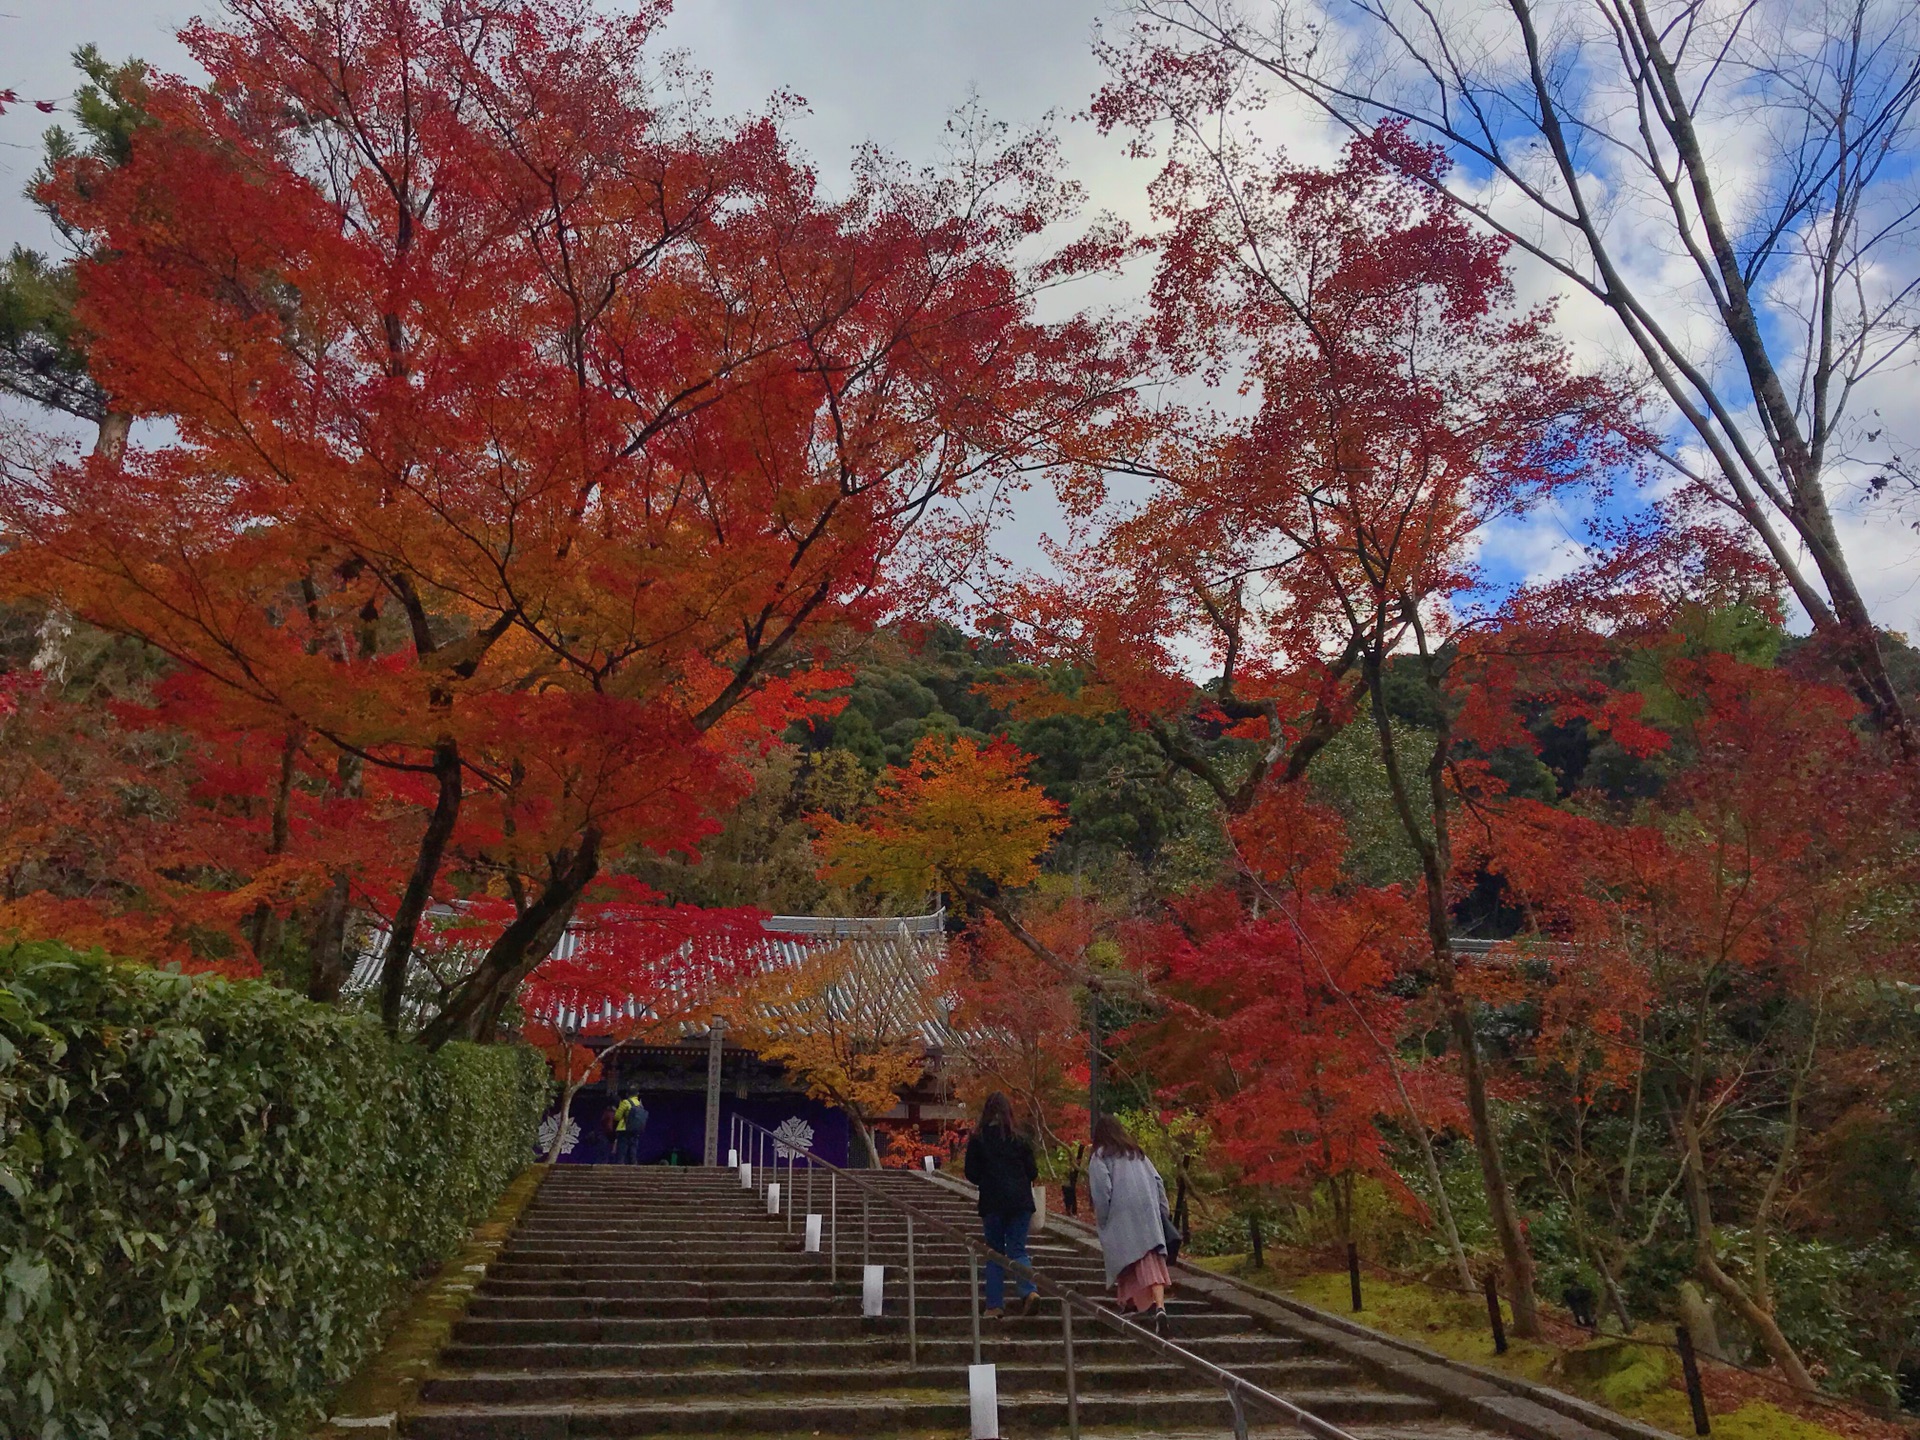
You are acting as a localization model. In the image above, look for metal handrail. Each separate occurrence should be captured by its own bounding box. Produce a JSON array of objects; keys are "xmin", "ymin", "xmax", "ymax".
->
[{"xmin": 729, "ymin": 1114, "xmax": 1361, "ymax": 1440}]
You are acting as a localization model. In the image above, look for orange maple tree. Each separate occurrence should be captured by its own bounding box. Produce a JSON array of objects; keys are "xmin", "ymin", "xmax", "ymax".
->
[{"xmin": 722, "ymin": 938, "xmax": 935, "ymax": 1166}]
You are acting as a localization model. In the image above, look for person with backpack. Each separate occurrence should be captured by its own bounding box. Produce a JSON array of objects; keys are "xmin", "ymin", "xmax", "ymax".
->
[
  {"xmin": 1088, "ymin": 1113, "xmax": 1175, "ymax": 1332},
  {"xmin": 963, "ymin": 1092, "xmax": 1040, "ymax": 1319},
  {"xmin": 612, "ymin": 1090, "xmax": 649, "ymax": 1165}
]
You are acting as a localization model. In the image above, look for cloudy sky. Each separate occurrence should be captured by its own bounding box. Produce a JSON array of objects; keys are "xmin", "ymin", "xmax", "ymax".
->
[
  {"xmin": 4, "ymin": 0, "xmax": 1917, "ymax": 636},
  {"xmin": 0, "ymin": 1, "xmax": 1141, "ymax": 278}
]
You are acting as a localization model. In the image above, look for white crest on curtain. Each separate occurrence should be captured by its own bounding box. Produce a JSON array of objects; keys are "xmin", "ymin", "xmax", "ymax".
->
[
  {"xmin": 772, "ymin": 1116, "xmax": 815, "ymax": 1160},
  {"xmin": 537, "ymin": 1110, "xmax": 582, "ymax": 1157}
]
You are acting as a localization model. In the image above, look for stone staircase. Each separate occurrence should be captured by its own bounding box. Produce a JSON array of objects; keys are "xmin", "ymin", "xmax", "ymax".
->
[{"xmin": 404, "ymin": 1165, "xmax": 1504, "ymax": 1439}]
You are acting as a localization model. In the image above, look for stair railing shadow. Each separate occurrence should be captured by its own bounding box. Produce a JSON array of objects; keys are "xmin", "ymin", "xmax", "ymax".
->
[{"xmin": 731, "ymin": 1114, "xmax": 1360, "ymax": 1440}]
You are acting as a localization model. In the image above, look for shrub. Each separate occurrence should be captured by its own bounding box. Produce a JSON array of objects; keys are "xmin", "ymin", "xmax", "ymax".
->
[{"xmin": 0, "ymin": 941, "xmax": 548, "ymax": 1440}]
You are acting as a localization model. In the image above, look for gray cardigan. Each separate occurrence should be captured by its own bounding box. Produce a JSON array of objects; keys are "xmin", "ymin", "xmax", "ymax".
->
[{"xmin": 1087, "ymin": 1150, "xmax": 1168, "ymax": 1286}]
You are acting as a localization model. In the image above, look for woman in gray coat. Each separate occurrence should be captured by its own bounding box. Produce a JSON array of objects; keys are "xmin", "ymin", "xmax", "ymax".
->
[{"xmin": 1087, "ymin": 1114, "xmax": 1172, "ymax": 1330}]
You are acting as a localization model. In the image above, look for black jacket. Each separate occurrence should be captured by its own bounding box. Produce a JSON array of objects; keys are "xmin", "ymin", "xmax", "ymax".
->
[{"xmin": 964, "ymin": 1127, "xmax": 1038, "ymax": 1217}]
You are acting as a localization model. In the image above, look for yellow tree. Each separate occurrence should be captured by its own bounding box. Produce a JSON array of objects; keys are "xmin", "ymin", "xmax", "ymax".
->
[
  {"xmin": 815, "ymin": 736, "xmax": 1065, "ymax": 906},
  {"xmin": 726, "ymin": 937, "xmax": 938, "ymax": 1166},
  {"xmin": 817, "ymin": 733, "xmax": 1161, "ymax": 1139}
]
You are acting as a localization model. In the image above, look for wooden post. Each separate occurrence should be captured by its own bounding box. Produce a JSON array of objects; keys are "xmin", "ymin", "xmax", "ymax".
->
[
  {"xmin": 1348, "ymin": 1242, "xmax": 1363, "ymax": 1312},
  {"xmin": 1675, "ymin": 1324, "xmax": 1711, "ymax": 1435},
  {"xmin": 1248, "ymin": 1214, "xmax": 1264, "ymax": 1270},
  {"xmin": 1483, "ymin": 1271, "xmax": 1508, "ymax": 1355},
  {"xmin": 702, "ymin": 1015, "xmax": 725, "ymax": 1166}
]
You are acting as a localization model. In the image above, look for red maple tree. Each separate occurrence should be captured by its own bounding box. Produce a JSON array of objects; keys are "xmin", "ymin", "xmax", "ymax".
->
[
  {"xmin": 1002, "ymin": 119, "xmax": 1645, "ymax": 1332},
  {"xmin": 1468, "ymin": 647, "xmax": 1910, "ymax": 1386},
  {"xmin": 0, "ymin": 0, "xmax": 1121, "ymax": 1041}
]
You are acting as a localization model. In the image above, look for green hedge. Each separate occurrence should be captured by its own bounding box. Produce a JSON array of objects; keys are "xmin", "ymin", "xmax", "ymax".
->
[{"xmin": 0, "ymin": 941, "xmax": 548, "ymax": 1440}]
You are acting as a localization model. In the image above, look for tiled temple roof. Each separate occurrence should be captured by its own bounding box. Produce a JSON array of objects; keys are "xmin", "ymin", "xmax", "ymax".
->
[{"xmin": 344, "ymin": 907, "xmax": 952, "ymax": 1043}]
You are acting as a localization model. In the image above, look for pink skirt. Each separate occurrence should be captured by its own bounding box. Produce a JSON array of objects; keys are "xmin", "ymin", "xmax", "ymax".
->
[{"xmin": 1115, "ymin": 1248, "xmax": 1172, "ymax": 1313}]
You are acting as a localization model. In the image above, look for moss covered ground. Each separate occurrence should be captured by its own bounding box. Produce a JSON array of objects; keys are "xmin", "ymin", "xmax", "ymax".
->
[
  {"xmin": 308, "ymin": 1163, "xmax": 551, "ymax": 1438},
  {"xmin": 1192, "ymin": 1257, "xmax": 1900, "ymax": 1440}
]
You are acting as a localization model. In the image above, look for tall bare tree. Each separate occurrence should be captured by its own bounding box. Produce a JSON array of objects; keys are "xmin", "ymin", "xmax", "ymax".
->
[{"xmin": 1109, "ymin": 0, "xmax": 1920, "ymax": 757}]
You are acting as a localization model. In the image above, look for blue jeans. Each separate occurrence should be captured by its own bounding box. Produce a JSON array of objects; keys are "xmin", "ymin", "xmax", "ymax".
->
[{"xmin": 981, "ymin": 1210, "xmax": 1035, "ymax": 1312}]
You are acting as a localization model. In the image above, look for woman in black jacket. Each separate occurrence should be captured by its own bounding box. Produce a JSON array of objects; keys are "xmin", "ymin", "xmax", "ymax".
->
[{"xmin": 963, "ymin": 1092, "xmax": 1039, "ymax": 1318}]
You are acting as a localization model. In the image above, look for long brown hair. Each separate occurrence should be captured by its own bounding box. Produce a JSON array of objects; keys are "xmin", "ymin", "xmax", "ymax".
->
[
  {"xmin": 1092, "ymin": 1113, "xmax": 1144, "ymax": 1159},
  {"xmin": 978, "ymin": 1091, "xmax": 1016, "ymax": 1135}
]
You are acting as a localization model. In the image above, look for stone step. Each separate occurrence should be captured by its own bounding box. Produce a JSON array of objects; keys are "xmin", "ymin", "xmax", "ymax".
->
[
  {"xmin": 512, "ymin": 1220, "xmax": 1000, "ymax": 1239},
  {"xmin": 487, "ymin": 1259, "xmax": 1109, "ymax": 1284},
  {"xmin": 502, "ymin": 1233, "xmax": 999, "ymax": 1256},
  {"xmin": 403, "ymin": 1386, "xmax": 1444, "ymax": 1438},
  {"xmin": 450, "ymin": 1311, "xmax": 1260, "ymax": 1345},
  {"xmin": 422, "ymin": 1356, "xmax": 1362, "ymax": 1405},
  {"xmin": 488, "ymin": 1259, "xmax": 831, "ymax": 1282},
  {"xmin": 475, "ymin": 1277, "xmax": 1166, "ymax": 1303},
  {"xmin": 464, "ymin": 1292, "xmax": 1219, "ymax": 1320},
  {"xmin": 436, "ymin": 1331, "xmax": 1315, "ymax": 1372}
]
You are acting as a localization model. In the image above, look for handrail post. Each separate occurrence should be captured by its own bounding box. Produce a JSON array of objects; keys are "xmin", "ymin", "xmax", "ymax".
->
[
  {"xmin": 1062, "ymin": 1296, "xmax": 1079, "ymax": 1440},
  {"xmin": 1227, "ymin": 1383, "xmax": 1250, "ymax": 1440},
  {"xmin": 907, "ymin": 1213, "xmax": 917, "ymax": 1368},
  {"xmin": 863, "ymin": 1192, "xmax": 870, "ymax": 1270},
  {"xmin": 970, "ymin": 1250, "xmax": 982, "ymax": 1365},
  {"xmin": 830, "ymin": 1172, "xmax": 838, "ymax": 1284}
]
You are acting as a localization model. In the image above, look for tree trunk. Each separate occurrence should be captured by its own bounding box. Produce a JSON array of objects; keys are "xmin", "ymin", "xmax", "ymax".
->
[
  {"xmin": 850, "ymin": 1111, "xmax": 880, "ymax": 1168},
  {"xmin": 417, "ymin": 830, "xmax": 600, "ymax": 1049},
  {"xmin": 545, "ymin": 1081, "xmax": 583, "ymax": 1164},
  {"xmin": 247, "ymin": 726, "xmax": 300, "ymax": 965},
  {"xmin": 1440, "ymin": 978, "xmax": 1543, "ymax": 1336},
  {"xmin": 1796, "ymin": 500, "xmax": 1916, "ymax": 763},
  {"xmin": 1694, "ymin": 1249, "xmax": 1817, "ymax": 1390},
  {"xmin": 1272, "ymin": 863, "xmax": 1476, "ymax": 1292},
  {"xmin": 1677, "ymin": 1281, "xmax": 1724, "ymax": 1361},
  {"xmin": 1596, "ymin": 1253, "xmax": 1635, "ymax": 1335},
  {"xmin": 305, "ymin": 872, "xmax": 356, "ymax": 1003},
  {"xmin": 378, "ymin": 739, "xmax": 463, "ymax": 1033},
  {"xmin": 1408, "ymin": 1105, "xmax": 1476, "ymax": 1294},
  {"xmin": 1677, "ymin": 1116, "xmax": 1817, "ymax": 1390},
  {"xmin": 1367, "ymin": 650, "xmax": 1544, "ymax": 1337},
  {"xmin": 305, "ymin": 752, "xmax": 364, "ymax": 1003},
  {"xmin": 94, "ymin": 410, "xmax": 130, "ymax": 461}
]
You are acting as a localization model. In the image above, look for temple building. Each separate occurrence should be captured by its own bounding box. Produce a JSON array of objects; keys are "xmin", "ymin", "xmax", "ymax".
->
[{"xmin": 349, "ymin": 909, "xmax": 961, "ymax": 1167}]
